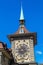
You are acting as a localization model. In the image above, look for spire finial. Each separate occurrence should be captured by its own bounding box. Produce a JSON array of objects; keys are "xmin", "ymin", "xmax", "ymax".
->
[{"xmin": 20, "ymin": 3, "xmax": 24, "ymax": 20}]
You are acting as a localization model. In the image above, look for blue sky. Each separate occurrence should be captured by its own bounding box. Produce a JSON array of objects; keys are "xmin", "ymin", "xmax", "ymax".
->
[{"xmin": 0, "ymin": 0, "xmax": 43, "ymax": 64}]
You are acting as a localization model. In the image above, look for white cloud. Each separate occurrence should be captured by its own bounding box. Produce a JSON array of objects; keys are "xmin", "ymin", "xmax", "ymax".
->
[{"xmin": 36, "ymin": 51, "xmax": 42, "ymax": 55}]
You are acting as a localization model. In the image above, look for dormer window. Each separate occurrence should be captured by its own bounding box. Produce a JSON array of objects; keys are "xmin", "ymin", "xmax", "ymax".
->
[{"xmin": 19, "ymin": 28, "xmax": 24, "ymax": 34}]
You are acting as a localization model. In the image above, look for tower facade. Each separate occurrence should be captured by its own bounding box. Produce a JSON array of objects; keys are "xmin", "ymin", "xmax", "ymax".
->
[{"xmin": 8, "ymin": 5, "xmax": 37, "ymax": 65}]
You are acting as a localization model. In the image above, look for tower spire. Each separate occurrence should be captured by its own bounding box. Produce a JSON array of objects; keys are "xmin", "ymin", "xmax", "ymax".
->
[
  {"xmin": 20, "ymin": 4, "xmax": 24, "ymax": 20},
  {"xmin": 19, "ymin": 3, "xmax": 25, "ymax": 34}
]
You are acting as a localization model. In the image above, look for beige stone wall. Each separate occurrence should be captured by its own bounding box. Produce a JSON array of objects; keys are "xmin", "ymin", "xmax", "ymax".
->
[
  {"xmin": 29, "ymin": 39, "xmax": 35, "ymax": 62},
  {"xmin": 11, "ymin": 39, "xmax": 35, "ymax": 63}
]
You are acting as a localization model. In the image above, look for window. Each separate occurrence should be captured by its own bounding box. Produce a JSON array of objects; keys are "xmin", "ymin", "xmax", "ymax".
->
[{"xmin": 19, "ymin": 28, "xmax": 24, "ymax": 33}]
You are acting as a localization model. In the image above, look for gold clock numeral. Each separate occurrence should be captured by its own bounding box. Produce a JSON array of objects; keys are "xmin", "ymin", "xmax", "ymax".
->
[
  {"xmin": 16, "ymin": 43, "xmax": 18, "ymax": 45},
  {"xmin": 23, "ymin": 54, "xmax": 26, "ymax": 57},
  {"xmin": 26, "ymin": 42, "xmax": 28, "ymax": 44},
  {"xmin": 23, "ymin": 40, "xmax": 25, "ymax": 42},
  {"xmin": 22, "ymin": 60, "xmax": 24, "ymax": 62},
  {"xmin": 17, "ymin": 59, "xmax": 21, "ymax": 61},
  {"xmin": 18, "ymin": 40, "xmax": 20, "ymax": 42}
]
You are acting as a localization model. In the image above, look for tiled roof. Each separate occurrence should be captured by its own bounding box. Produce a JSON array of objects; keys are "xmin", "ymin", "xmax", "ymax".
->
[
  {"xmin": 0, "ymin": 42, "xmax": 3, "ymax": 49},
  {"xmin": 15, "ymin": 26, "xmax": 30, "ymax": 34}
]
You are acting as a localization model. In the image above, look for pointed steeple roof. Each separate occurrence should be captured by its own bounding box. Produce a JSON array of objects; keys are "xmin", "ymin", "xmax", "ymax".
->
[
  {"xmin": 7, "ymin": 3, "xmax": 37, "ymax": 45},
  {"xmin": 20, "ymin": 4, "xmax": 24, "ymax": 20}
]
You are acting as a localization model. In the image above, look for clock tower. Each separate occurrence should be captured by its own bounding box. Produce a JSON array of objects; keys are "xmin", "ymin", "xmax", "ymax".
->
[{"xmin": 8, "ymin": 5, "xmax": 37, "ymax": 65}]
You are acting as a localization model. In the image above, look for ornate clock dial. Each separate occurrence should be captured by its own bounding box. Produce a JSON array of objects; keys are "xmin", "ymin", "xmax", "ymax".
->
[
  {"xmin": 14, "ymin": 40, "xmax": 30, "ymax": 63},
  {"xmin": 18, "ymin": 44, "xmax": 29, "ymax": 55},
  {"xmin": 15, "ymin": 43, "xmax": 29, "ymax": 58}
]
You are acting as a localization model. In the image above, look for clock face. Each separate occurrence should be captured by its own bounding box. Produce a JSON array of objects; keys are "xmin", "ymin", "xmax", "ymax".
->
[
  {"xmin": 14, "ymin": 39, "xmax": 30, "ymax": 63},
  {"xmin": 16, "ymin": 44, "xmax": 29, "ymax": 56}
]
